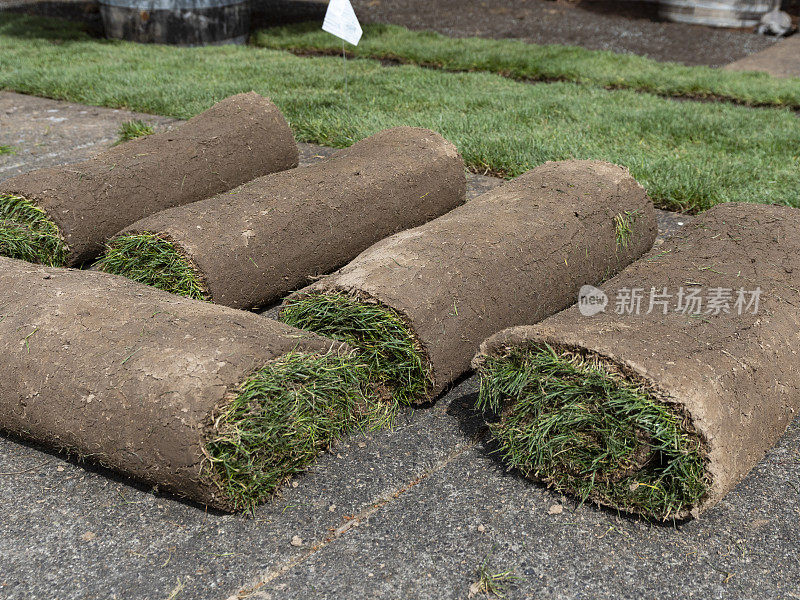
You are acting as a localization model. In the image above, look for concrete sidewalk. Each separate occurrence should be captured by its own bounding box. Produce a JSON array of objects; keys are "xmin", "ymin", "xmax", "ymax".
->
[
  {"xmin": 726, "ymin": 35, "xmax": 800, "ymax": 79},
  {"xmin": 1, "ymin": 92, "xmax": 798, "ymax": 600}
]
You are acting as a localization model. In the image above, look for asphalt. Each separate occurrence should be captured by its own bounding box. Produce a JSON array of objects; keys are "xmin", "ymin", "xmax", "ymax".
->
[{"xmin": 1, "ymin": 92, "xmax": 798, "ymax": 600}]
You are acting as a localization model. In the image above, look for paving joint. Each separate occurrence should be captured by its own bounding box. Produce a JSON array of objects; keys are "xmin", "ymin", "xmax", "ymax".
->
[{"xmin": 231, "ymin": 433, "xmax": 485, "ymax": 599}]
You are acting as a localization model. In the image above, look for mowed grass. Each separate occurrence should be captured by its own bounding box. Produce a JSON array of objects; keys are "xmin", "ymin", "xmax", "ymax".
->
[
  {"xmin": 255, "ymin": 22, "xmax": 800, "ymax": 109},
  {"xmin": 477, "ymin": 345, "xmax": 708, "ymax": 520},
  {"xmin": 97, "ymin": 232, "xmax": 208, "ymax": 300},
  {"xmin": 281, "ymin": 292, "xmax": 433, "ymax": 405},
  {"xmin": 205, "ymin": 350, "xmax": 397, "ymax": 511},
  {"xmin": 1, "ymin": 14, "xmax": 799, "ymax": 212}
]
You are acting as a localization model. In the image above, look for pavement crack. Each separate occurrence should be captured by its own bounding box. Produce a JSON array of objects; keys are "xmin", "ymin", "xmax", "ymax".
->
[{"xmin": 229, "ymin": 436, "xmax": 481, "ymax": 599}]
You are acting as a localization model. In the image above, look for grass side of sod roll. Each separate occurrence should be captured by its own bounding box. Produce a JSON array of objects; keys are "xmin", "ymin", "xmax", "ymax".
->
[
  {"xmin": 204, "ymin": 351, "xmax": 398, "ymax": 511},
  {"xmin": 281, "ymin": 293, "xmax": 433, "ymax": 405},
  {"xmin": 2, "ymin": 14, "xmax": 800, "ymax": 213},
  {"xmin": 254, "ymin": 23, "xmax": 800, "ymax": 109},
  {"xmin": 0, "ymin": 193, "xmax": 67, "ymax": 266},
  {"xmin": 477, "ymin": 344, "xmax": 708, "ymax": 520},
  {"xmin": 97, "ymin": 232, "xmax": 208, "ymax": 300}
]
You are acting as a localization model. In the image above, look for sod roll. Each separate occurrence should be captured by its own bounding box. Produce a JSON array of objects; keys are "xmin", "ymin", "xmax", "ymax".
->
[
  {"xmin": 0, "ymin": 92, "xmax": 298, "ymax": 266},
  {"xmin": 98, "ymin": 127, "xmax": 465, "ymax": 309},
  {"xmin": 0, "ymin": 256, "xmax": 387, "ymax": 512},
  {"xmin": 473, "ymin": 203, "xmax": 800, "ymax": 520},
  {"xmin": 281, "ymin": 160, "xmax": 657, "ymax": 403}
]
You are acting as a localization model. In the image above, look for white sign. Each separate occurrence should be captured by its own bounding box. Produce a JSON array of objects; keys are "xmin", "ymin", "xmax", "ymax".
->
[{"xmin": 322, "ymin": 0, "xmax": 362, "ymax": 46}]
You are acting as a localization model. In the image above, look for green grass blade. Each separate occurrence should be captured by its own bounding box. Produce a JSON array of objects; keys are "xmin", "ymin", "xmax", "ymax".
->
[
  {"xmin": 113, "ymin": 119, "xmax": 154, "ymax": 145},
  {"xmin": 97, "ymin": 232, "xmax": 208, "ymax": 300},
  {"xmin": 0, "ymin": 194, "xmax": 67, "ymax": 266},
  {"xmin": 477, "ymin": 345, "xmax": 708, "ymax": 520},
  {"xmin": 203, "ymin": 351, "xmax": 396, "ymax": 511},
  {"xmin": 281, "ymin": 293, "xmax": 432, "ymax": 405},
  {"xmin": 1, "ymin": 14, "xmax": 800, "ymax": 213},
  {"xmin": 255, "ymin": 22, "xmax": 800, "ymax": 109}
]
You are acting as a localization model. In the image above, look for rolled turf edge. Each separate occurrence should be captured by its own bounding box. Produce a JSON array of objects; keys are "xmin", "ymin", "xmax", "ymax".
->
[
  {"xmin": 281, "ymin": 160, "xmax": 657, "ymax": 403},
  {"xmin": 96, "ymin": 232, "xmax": 209, "ymax": 301},
  {"xmin": 0, "ymin": 92, "xmax": 298, "ymax": 266},
  {"xmin": 203, "ymin": 350, "xmax": 397, "ymax": 511},
  {"xmin": 0, "ymin": 256, "xmax": 396, "ymax": 512},
  {"xmin": 475, "ymin": 344, "xmax": 708, "ymax": 520},
  {"xmin": 0, "ymin": 193, "xmax": 67, "ymax": 266},
  {"xmin": 97, "ymin": 126, "xmax": 466, "ymax": 309},
  {"xmin": 281, "ymin": 291, "xmax": 433, "ymax": 406},
  {"xmin": 473, "ymin": 202, "xmax": 800, "ymax": 520}
]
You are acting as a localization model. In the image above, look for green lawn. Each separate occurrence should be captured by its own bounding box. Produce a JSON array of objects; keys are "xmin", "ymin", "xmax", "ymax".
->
[
  {"xmin": 254, "ymin": 22, "xmax": 800, "ymax": 109},
  {"xmin": 1, "ymin": 14, "xmax": 799, "ymax": 213}
]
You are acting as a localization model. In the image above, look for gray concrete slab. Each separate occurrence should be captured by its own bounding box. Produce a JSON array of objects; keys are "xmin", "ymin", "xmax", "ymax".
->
[
  {"xmin": 725, "ymin": 35, "xmax": 800, "ymax": 79},
  {"xmin": 246, "ymin": 414, "xmax": 800, "ymax": 600},
  {"xmin": 9, "ymin": 92, "xmax": 793, "ymax": 600},
  {"xmin": 0, "ymin": 92, "xmax": 177, "ymax": 179}
]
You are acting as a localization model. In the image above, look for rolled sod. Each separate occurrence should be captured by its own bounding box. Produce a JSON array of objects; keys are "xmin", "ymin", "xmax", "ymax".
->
[
  {"xmin": 280, "ymin": 160, "xmax": 657, "ymax": 404},
  {"xmin": 97, "ymin": 127, "xmax": 465, "ymax": 309},
  {"xmin": 0, "ymin": 92, "xmax": 298, "ymax": 267},
  {"xmin": 0, "ymin": 256, "xmax": 398, "ymax": 512},
  {"xmin": 473, "ymin": 203, "xmax": 800, "ymax": 520}
]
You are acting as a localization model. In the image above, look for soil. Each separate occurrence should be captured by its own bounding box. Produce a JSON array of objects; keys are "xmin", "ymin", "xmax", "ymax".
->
[
  {"xmin": 0, "ymin": 255, "xmax": 344, "ymax": 511},
  {"xmin": 475, "ymin": 202, "xmax": 800, "ymax": 518},
  {"xmin": 252, "ymin": 0, "xmax": 788, "ymax": 67},
  {"xmin": 0, "ymin": 92, "xmax": 298, "ymax": 265},
  {"xmin": 3, "ymin": 0, "xmax": 792, "ymax": 66},
  {"xmin": 289, "ymin": 160, "xmax": 657, "ymax": 399},
  {"xmin": 117, "ymin": 126, "xmax": 466, "ymax": 310}
]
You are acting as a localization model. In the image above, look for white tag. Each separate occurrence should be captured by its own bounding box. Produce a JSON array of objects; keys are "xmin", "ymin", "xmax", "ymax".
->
[{"xmin": 322, "ymin": 0, "xmax": 363, "ymax": 46}]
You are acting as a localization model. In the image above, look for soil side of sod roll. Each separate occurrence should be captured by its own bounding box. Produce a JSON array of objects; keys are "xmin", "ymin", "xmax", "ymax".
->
[
  {"xmin": 473, "ymin": 203, "xmax": 800, "ymax": 520},
  {"xmin": 99, "ymin": 127, "xmax": 465, "ymax": 310},
  {"xmin": 0, "ymin": 92, "xmax": 298, "ymax": 266},
  {"xmin": 281, "ymin": 160, "xmax": 657, "ymax": 402},
  {"xmin": 0, "ymin": 256, "xmax": 391, "ymax": 512}
]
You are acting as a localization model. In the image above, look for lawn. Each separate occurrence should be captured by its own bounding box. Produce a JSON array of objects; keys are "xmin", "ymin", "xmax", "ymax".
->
[
  {"xmin": 254, "ymin": 22, "xmax": 800, "ymax": 109},
  {"xmin": 1, "ymin": 14, "xmax": 799, "ymax": 213}
]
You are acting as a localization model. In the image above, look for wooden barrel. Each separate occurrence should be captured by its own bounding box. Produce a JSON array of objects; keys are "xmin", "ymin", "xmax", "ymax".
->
[
  {"xmin": 99, "ymin": 0, "xmax": 250, "ymax": 45},
  {"xmin": 659, "ymin": 0, "xmax": 773, "ymax": 27}
]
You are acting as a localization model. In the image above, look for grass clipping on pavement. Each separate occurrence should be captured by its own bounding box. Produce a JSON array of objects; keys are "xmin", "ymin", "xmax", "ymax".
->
[
  {"xmin": 113, "ymin": 119, "xmax": 154, "ymax": 146},
  {"xmin": 281, "ymin": 292, "xmax": 433, "ymax": 405},
  {"xmin": 204, "ymin": 351, "xmax": 399, "ymax": 511},
  {"xmin": 0, "ymin": 193, "xmax": 67, "ymax": 266},
  {"xmin": 97, "ymin": 232, "xmax": 208, "ymax": 301},
  {"xmin": 477, "ymin": 345, "xmax": 708, "ymax": 520}
]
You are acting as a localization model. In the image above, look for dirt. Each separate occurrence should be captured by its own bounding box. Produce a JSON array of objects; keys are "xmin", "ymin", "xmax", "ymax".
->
[
  {"xmin": 289, "ymin": 160, "xmax": 657, "ymax": 399},
  {"xmin": 2, "ymin": 0, "xmax": 789, "ymax": 67},
  {"xmin": 118, "ymin": 126, "xmax": 466, "ymax": 310},
  {"xmin": 0, "ymin": 255, "xmax": 345, "ymax": 511},
  {"xmin": 252, "ymin": 0, "xmax": 785, "ymax": 67},
  {"xmin": 0, "ymin": 92, "xmax": 298, "ymax": 266},
  {"xmin": 475, "ymin": 202, "xmax": 800, "ymax": 518}
]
